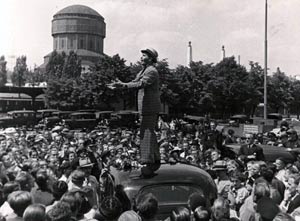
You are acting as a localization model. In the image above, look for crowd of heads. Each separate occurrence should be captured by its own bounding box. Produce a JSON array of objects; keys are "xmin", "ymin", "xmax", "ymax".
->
[{"xmin": 0, "ymin": 117, "xmax": 299, "ymax": 220}]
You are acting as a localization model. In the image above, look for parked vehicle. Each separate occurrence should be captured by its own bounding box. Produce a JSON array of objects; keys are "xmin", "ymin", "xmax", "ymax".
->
[
  {"xmin": 36, "ymin": 109, "xmax": 58, "ymax": 120},
  {"xmin": 109, "ymin": 110, "xmax": 139, "ymax": 128},
  {"xmin": 226, "ymin": 143, "xmax": 296, "ymax": 163},
  {"xmin": 64, "ymin": 112, "xmax": 98, "ymax": 129},
  {"xmin": 0, "ymin": 110, "xmax": 36, "ymax": 128},
  {"xmin": 39, "ymin": 110, "xmax": 74, "ymax": 128},
  {"xmin": 105, "ymin": 163, "xmax": 217, "ymax": 220},
  {"xmin": 96, "ymin": 111, "xmax": 113, "ymax": 121},
  {"xmin": 229, "ymin": 114, "xmax": 253, "ymax": 127}
]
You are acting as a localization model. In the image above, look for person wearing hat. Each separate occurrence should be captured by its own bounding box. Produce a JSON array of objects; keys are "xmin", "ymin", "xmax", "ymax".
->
[
  {"xmin": 108, "ymin": 48, "xmax": 161, "ymax": 177},
  {"xmin": 78, "ymin": 157, "xmax": 100, "ymax": 208},
  {"xmin": 286, "ymin": 128, "xmax": 300, "ymax": 149}
]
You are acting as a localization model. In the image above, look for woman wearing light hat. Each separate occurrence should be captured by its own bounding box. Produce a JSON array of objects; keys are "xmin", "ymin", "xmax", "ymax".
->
[{"xmin": 108, "ymin": 48, "xmax": 161, "ymax": 177}]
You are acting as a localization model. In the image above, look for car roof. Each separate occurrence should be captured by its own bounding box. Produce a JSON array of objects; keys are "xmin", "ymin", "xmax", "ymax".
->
[
  {"xmin": 8, "ymin": 110, "xmax": 35, "ymax": 114},
  {"xmin": 110, "ymin": 163, "xmax": 217, "ymax": 199},
  {"xmin": 36, "ymin": 109, "xmax": 58, "ymax": 113},
  {"xmin": 113, "ymin": 110, "xmax": 139, "ymax": 115},
  {"xmin": 70, "ymin": 112, "xmax": 95, "ymax": 115}
]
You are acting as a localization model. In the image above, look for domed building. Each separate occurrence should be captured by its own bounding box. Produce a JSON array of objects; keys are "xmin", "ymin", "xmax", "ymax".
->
[{"xmin": 42, "ymin": 5, "xmax": 106, "ymax": 72}]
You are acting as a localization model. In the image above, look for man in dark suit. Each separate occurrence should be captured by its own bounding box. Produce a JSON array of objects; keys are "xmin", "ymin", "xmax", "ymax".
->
[
  {"xmin": 108, "ymin": 48, "xmax": 161, "ymax": 176},
  {"xmin": 238, "ymin": 133, "xmax": 265, "ymax": 163}
]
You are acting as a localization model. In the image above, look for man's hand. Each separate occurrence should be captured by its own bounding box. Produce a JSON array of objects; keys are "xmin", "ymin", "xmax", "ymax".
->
[{"xmin": 107, "ymin": 79, "xmax": 124, "ymax": 89}]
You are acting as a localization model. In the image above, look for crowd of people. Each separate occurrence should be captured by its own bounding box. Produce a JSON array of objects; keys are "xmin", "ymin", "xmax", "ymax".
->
[{"xmin": 0, "ymin": 116, "xmax": 299, "ymax": 221}]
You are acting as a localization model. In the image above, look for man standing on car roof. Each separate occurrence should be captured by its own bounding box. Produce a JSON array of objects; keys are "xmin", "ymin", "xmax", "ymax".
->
[{"xmin": 108, "ymin": 48, "xmax": 161, "ymax": 177}]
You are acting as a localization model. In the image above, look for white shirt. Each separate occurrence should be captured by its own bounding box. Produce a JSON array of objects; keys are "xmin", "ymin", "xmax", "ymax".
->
[{"xmin": 0, "ymin": 201, "xmax": 14, "ymax": 217}]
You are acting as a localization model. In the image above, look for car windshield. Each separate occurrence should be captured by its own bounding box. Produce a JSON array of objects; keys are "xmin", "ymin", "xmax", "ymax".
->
[{"xmin": 140, "ymin": 184, "xmax": 203, "ymax": 204}]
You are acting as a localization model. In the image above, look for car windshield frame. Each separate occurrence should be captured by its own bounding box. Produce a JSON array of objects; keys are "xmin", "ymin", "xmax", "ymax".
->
[{"xmin": 138, "ymin": 183, "xmax": 204, "ymax": 205}]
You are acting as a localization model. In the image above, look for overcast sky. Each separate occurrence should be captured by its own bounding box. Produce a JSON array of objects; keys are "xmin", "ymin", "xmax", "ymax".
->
[{"xmin": 1, "ymin": 0, "xmax": 300, "ymax": 76}]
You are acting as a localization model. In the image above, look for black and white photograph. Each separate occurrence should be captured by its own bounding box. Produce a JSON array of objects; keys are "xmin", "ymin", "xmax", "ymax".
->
[{"xmin": 0, "ymin": 0, "xmax": 300, "ymax": 220}]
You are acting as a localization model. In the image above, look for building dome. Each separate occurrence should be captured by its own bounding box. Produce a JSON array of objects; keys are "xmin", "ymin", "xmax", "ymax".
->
[
  {"xmin": 42, "ymin": 5, "xmax": 106, "ymax": 71},
  {"xmin": 51, "ymin": 4, "xmax": 105, "ymax": 59},
  {"xmin": 54, "ymin": 5, "xmax": 104, "ymax": 19}
]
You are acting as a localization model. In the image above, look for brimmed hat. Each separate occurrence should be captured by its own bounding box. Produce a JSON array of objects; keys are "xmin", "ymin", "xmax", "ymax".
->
[
  {"xmin": 118, "ymin": 210, "xmax": 142, "ymax": 221},
  {"xmin": 79, "ymin": 157, "xmax": 94, "ymax": 168},
  {"xmin": 170, "ymin": 146, "xmax": 182, "ymax": 154},
  {"xmin": 141, "ymin": 48, "xmax": 158, "ymax": 63},
  {"xmin": 4, "ymin": 127, "xmax": 17, "ymax": 134},
  {"xmin": 212, "ymin": 160, "xmax": 227, "ymax": 171},
  {"xmin": 52, "ymin": 126, "xmax": 63, "ymax": 133}
]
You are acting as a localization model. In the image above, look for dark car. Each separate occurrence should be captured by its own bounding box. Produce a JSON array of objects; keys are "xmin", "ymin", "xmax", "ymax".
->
[
  {"xmin": 64, "ymin": 112, "xmax": 98, "ymax": 129},
  {"xmin": 226, "ymin": 143, "xmax": 296, "ymax": 163},
  {"xmin": 229, "ymin": 114, "xmax": 253, "ymax": 127},
  {"xmin": 109, "ymin": 110, "xmax": 139, "ymax": 128},
  {"xmin": 40, "ymin": 110, "xmax": 74, "ymax": 128},
  {"xmin": 36, "ymin": 109, "xmax": 58, "ymax": 120},
  {"xmin": 95, "ymin": 111, "xmax": 113, "ymax": 121},
  {"xmin": 105, "ymin": 163, "xmax": 217, "ymax": 220},
  {"xmin": 0, "ymin": 110, "xmax": 37, "ymax": 128}
]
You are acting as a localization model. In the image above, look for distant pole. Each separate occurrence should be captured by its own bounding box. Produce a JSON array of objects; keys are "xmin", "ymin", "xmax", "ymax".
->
[
  {"xmin": 238, "ymin": 55, "xmax": 240, "ymax": 65},
  {"xmin": 264, "ymin": 0, "xmax": 268, "ymax": 120},
  {"xmin": 187, "ymin": 41, "xmax": 193, "ymax": 67},
  {"xmin": 222, "ymin": 45, "xmax": 225, "ymax": 59}
]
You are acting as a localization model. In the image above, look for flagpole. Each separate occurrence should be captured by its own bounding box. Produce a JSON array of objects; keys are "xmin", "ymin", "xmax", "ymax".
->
[{"xmin": 264, "ymin": 0, "xmax": 268, "ymax": 120}]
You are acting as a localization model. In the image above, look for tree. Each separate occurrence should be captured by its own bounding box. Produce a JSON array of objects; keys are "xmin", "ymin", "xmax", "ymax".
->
[
  {"xmin": 11, "ymin": 56, "xmax": 27, "ymax": 86},
  {"xmin": 24, "ymin": 65, "xmax": 47, "ymax": 86},
  {"xmin": 155, "ymin": 59, "xmax": 178, "ymax": 113},
  {"xmin": 45, "ymin": 50, "xmax": 66, "ymax": 80},
  {"xmin": 44, "ymin": 51, "xmax": 80, "ymax": 109},
  {"xmin": 208, "ymin": 57, "xmax": 248, "ymax": 118},
  {"xmin": 84, "ymin": 54, "xmax": 135, "ymax": 110},
  {"xmin": 268, "ymin": 67, "xmax": 293, "ymax": 113},
  {"xmin": 290, "ymin": 79, "xmax": 300, "ymax": 119},
  {"xmin": 0, "ymin": 56, "xmax": 7, "ymax": 87},
  {"xmin": 244, "ymin": 61, "xmax": 264, "ymax": 116},
  {"xmin": 62, "ymin": 51, "xmax": 82, "ymax": 79}
]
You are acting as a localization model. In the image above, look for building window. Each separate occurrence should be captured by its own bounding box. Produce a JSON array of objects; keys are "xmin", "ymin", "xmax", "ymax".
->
[
  {"xmin": 78, "ymin": 35, "xmax": 86, "ymax": 49},
  {"xmin": 60, "ymin": 39, "xmax": 65, "ymax": 49},
  {"xmin": 54, "ymin": 39, "xmax": 58, "ymax": 49},
  {"xmin": 89, "ymin": 39, "xmax": 93, "ymax": 50},
  {"xmin": 68, "ymin": 36, "xmax": 76, "ymax": 49},
  {"xmin": 96, "ymin": 40, "xmax": 100, "ymax": 52}
]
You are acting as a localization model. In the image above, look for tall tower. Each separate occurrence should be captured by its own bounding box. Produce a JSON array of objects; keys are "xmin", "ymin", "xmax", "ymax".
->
[
  {"xmin": 41, "ymin": 5, "xmax": 106, "ymax": 72},
  {"xmin": 187, "ymin": 41, "xmax": 193, "ymax": 67},
  {"xmin": 222, "ymin": 45, "xmax": 225, "ymax": 60}
]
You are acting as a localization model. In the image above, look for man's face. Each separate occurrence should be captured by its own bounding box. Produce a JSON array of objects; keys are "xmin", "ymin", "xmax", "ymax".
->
[
  {"xmin": 2, "ymin": 155, "xmax": 13, "ymax": 168},
  {"xmin": 287, "ymin": 177, "xmax": 298, "ymax": 196},
  {"xmin": 39, "ymin": 161, "xmax": 48, "ymax": 169},
  {"xmin": 249, "ymin": 164, "xmax": 260, "ymax": 177},
  {"xmin": 211, "ymin": 151, "xmax": 220, "ymax": 162},
  {"xmin": 51, "ymin": 149, "xmax": 58, "ymax": 158},
  {"xmin": 0, "ymin": 140, "xmax": 6, "ymax": 149},
  {"xmin": 141, "ymin": 52, "xmax": 152, "ymax": 66},
  {"xmin": 245, "ymin": 134, "xmax": 253, "ymax": 144},
  {"xmin": 78, "ymin": 139, "xmax": 85, "ymax": 147},
  {"xmin": 210, "ymin": 122, "xmax": 216, "ymax": 130},
  {"xmin": 69, "ymin": 152, "xmax": 76, "ymax": 161},
  {"xmin": 31, "ymin": 151, "xmax": 38, "ymax": 159},
  {"xmin": 274, "ymin": 159, "xmax": 285, "ymax": 170},
  {"xmin": 49, "ymin": 157, "xmax": 59, "ymax": 168},
  {"xmin": 183, "ymin": 143, "xmax": 189, "ymax": 150}
]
